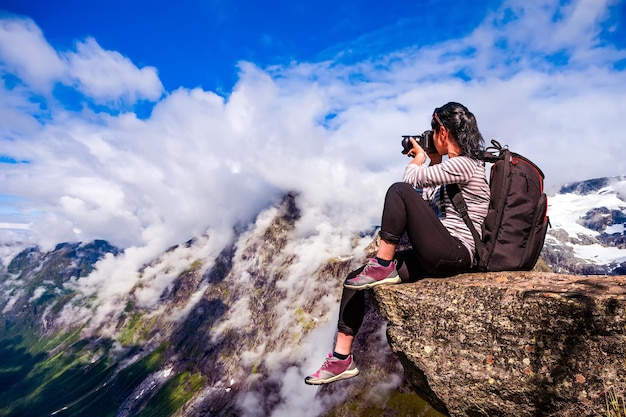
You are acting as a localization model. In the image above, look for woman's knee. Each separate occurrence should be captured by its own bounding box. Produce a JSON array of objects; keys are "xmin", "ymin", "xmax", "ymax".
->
[
  {"xmin": 386, "ymin": 182, "xmax": 423, "ymax": 207},
  {"xmin": 387, "ymin": 182, "xmax": 414, "ymax": 197}
]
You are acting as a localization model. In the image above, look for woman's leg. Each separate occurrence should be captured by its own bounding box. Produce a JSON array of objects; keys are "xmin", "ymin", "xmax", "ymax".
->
[
  {"xmin": 310, "ymin": 248, "xmax": 427, "ymax": 384},
  {"xmin": 376, "ymin": 239, "xmax": 396, "ymax": 261},
  {"xmin": 343, "ymin": 182, "xmax": 470, "ymax": 334},
  {"xmin": 346, "ymin": 182, "xmax": 468, "ymax": 289},
  {"xmin": 304, "ymin": 284, "xmax": 362, "ymax": 385},
  {"xmin": 379, "ymin": 182, "xmax": 441, "ymax": 246},
  {"xmin": 304, "ymin": 272, "xmax": 366, "ymax": 384},
  {"xmin": 334, "ymin": 332, "xmax": 354, "ymax": 355},
  {"xmin": 306, "ymin": 183, "xmax": 469, "ymax": 384},
  {"xmin": 380, "ymin": 182, "xmax": 470, "ymax": 275},
  {"xmin": 337, "ymin": 269, "xmax": 366, "ymax": 337}
]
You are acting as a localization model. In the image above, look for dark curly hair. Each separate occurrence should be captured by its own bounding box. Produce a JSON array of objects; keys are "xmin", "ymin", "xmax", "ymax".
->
[{"xmin": 431, "ymin": 102, "xmax": 484, "ymax": 159}]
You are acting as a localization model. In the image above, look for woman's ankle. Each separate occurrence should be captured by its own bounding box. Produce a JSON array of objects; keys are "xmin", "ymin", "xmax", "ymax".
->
[
  {"xmin": 332, "ymin": 351, "xmax": 349, "ymax": 360},
  {"xmin": 375, "ymin": 257, "xmax": 392, "ymax": 267}
]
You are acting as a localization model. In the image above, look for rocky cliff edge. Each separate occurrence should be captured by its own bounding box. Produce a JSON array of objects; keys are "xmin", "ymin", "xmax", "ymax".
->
[{"xmin": 373, "ymin": 272, "xmax": 626, "ymax": 417}]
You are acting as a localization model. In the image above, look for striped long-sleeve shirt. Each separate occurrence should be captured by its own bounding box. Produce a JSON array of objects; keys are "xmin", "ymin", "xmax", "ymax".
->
[{"xmin": 403, "ymin": 156, "xmax": 490, "ymax": 260}]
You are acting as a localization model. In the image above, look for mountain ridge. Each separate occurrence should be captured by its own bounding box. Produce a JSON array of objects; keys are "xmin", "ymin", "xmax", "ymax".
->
[{"xmin": 559, "ymin": 175, "xmax": 626, "ymax": 196}]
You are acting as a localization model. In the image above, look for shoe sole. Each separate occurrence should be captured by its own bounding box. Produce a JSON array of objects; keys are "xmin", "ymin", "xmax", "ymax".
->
[
  {"xmin": 304, "ymin": 368, "xmax": 360, "ymax": 385},
  {"xmin": 343, "ymin": 276, "xmax": 401, "ymax": 290}
]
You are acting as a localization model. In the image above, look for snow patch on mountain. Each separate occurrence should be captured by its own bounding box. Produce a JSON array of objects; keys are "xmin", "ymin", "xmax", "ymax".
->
[{"xmin": 546, "ymin": 176, "xmax": 626, "ymax": 272}]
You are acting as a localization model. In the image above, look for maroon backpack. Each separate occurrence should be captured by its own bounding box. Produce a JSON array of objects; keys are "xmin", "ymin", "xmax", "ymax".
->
[{"xmin": 448, "ymin": 140, "xmax": 550, "ymax": 271}]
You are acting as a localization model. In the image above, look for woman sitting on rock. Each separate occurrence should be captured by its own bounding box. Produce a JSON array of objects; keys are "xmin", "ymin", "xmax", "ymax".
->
[{"xmin": 305, "ymin": 101, "xmax": 490, "ymax": 385}]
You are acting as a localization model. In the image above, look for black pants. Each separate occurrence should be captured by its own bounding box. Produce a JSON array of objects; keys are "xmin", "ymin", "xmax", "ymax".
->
[{"xmin": 337, "ymin": 182, "xmax": 471, "ymax": 336}]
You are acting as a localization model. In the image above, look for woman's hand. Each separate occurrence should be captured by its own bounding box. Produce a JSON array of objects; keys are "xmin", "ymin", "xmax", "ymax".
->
[
  {"xmin": 408, "ymin": 137, "xmax": 442, "ymax": 166},
  {"xmin": 427, "ymin": 152, "xmax": 442, "ymax": 165},
  {"xmin": 407, "ymin": 137, "xmax": 427, "ymax": 165}
]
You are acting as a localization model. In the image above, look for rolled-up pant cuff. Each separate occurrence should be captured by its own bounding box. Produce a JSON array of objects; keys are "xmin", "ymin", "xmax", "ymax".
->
[{"xmin": 379, "ymin": 230, "xmax": 402, "ymax": 245}]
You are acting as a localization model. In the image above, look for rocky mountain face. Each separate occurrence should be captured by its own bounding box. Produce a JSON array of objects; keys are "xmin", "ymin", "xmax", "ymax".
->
[
  {"xmin": 1, "ymin": 177, "xmax": 625, "ymax": 416},
  {"xmin": 1, "ymin": 240, "xmax": 120, "ymax": 330}
]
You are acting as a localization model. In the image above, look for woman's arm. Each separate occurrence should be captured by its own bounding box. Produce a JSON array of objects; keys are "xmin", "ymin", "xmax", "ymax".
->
[
  {"xmin": 403, "ymin": 156, "xmax": 477, "ymax": 188},
  {"xmin": 407, "ymin": 136, "xmax": 442, "ymax": 167}
]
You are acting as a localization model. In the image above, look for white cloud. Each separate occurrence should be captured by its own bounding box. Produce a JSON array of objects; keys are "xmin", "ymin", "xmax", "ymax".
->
[
  {"xmin": 64, "ymin": 37, "xmax": 163, "ymax": 104},
  {"xmin": 0, "ymin": 0, "xmax": 624, "ymax": 257},
  {"xmin": 0, "ymin": 15, "xmax": 163, "ymax": 104},
  {"xmin": 0, "ymin": 16, "xmax": 65, "ymax": 90}
]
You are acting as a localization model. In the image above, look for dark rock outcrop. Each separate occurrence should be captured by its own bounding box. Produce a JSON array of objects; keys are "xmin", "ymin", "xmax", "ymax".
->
[{"xmin": 373, "ymin": 272, "xmax": 626, "ymax": 417}]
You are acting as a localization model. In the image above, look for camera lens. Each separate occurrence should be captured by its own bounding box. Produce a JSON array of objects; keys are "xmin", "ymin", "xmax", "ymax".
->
[{"xmin": 401, "ymin": 137, "xmax": 413, "ymax": 154}]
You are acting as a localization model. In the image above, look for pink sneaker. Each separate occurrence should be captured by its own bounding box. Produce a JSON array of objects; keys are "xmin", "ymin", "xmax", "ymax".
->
[
  {"xmin": 304, "ymin": 353, "xmax": 360, "ymax": 385},
  {"xmin": 343, "ymin": 258, "xmax": 400, "ymax": 290}
]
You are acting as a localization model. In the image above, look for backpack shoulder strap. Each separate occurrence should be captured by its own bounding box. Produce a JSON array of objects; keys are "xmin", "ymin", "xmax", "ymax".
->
[{"xmin": 446, "ymin": 183, "xmax": 482, "ymax": 253}]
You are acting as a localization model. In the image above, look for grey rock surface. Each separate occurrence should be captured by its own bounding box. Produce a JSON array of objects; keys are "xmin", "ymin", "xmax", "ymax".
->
[{"xmin": 373, "ymin": 272, "xmax": 626, "ymax": 417}]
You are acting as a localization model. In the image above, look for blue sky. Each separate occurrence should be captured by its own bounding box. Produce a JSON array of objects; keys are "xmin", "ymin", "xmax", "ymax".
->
[
  {"xmin": 0, "ymin": 0, "xmax": 625, "ymax": 255},
  {"xmin": 1, "ymin": 0, "xmax": 498, "ymax": 93}
]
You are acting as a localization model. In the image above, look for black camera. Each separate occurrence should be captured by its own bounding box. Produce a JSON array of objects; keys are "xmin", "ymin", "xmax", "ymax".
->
[{"xmin": 401, "ymin": 130, "xmax": 437, "ymax": 155}]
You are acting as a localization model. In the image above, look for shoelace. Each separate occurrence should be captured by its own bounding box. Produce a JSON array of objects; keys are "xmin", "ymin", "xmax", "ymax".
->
[
  {"xmin": 349, "ymin": 260, "xmax": 379, "ymax": 282},
  {"xmin": 362, "ymin": 260, "xmax": 377, "ymax": 273},
  {"xmin": 320, "ymin": 354, "xmax": 335, "ymax": 370}
]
